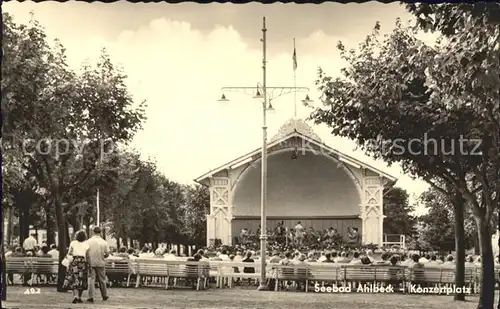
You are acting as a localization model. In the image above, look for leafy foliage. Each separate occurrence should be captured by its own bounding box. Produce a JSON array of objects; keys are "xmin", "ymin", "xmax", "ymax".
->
[
  {"xmin": 310, "ymin": 4, "xmax": 499, "ymax": 307},
  {"xmin": 2, "ymin": 12, "xmax": 147, "ymax": 291},
  {"xmin": 182, "ymin": 184, "xmax": 210, "ymax": 246},
  {"xmin": 383, "ymin": 187, "xmax": 416, "ymax": 237},
  {"xmin": 418, "ymin": 188, "xmax": 461, "ymax": 251}
]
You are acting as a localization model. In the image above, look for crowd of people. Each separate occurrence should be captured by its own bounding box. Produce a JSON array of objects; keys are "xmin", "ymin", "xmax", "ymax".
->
[
  {"xmin": 7, "ymin": 224, "xmax": 500, "ymax": 294},
  {"xmin": 237, "ymin": 221, "xmax": 361, "ymax": 251},
  {"xmin": 104, "ymin": 245, "xmax": 497, "ymax": 291}
]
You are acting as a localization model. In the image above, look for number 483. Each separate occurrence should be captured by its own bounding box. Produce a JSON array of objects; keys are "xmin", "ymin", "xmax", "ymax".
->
[{"xmin": 24, "ymin": 287, "xmax": 41, "ymax": 295}]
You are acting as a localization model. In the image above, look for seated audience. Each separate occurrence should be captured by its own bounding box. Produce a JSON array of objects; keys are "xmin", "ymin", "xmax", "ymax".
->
[
  {"xmin": 442, "ymin": 254, "xmax": 455, "ymax": 267},
  {"xmin": 48, "ymin": 245, "xmax": 59, "ymax": 259},
  {"xmin": 138, "ymin": 246, "xmax": 151, "ymax": 258},
  {"xmin": 409, "ymin": 254, "xmax": 425, "ymax": 286},
  {"xmin": 269, "ymin": 251, "xmax": 281, "ymax": 264},
  {"xmin": 153, "ymin": 248, "xmax": 164, "ymax": 258},
  {"xmin": 335, "ymin": 251, "xmax": 350, "ymax": 263},
  {"xmin": 426, "ymin": 255, "xmax": 441, "ymax": 267},
  {"xmin": 317, "ymin": 251, "xmax": 327, "ymax": 262},
  {"xmin": 114, "ymin": 247, "xmax": 129, "ymax": 258},
  {"xmin": 400, "ymin": 254, "xmax": 410, "ymax": 266},
  {"xmin": 349, "ymin": 251, "xmax": 362, "ymax": 265},
  {"xmin": 322, "ymin": 252, "xmax": 334, "ymax": 263},
  {"xmin": 38, "ymin": 245, "xmax": 52, "ymax": 258},
  {"xmin": 127, "ymin": 248, "xmax": 137, "ymax": 260},
  {"xmin": 306, "ymin": 252, "xmax": 317, "ymax": 263},
  {"xmin": 377, "ymin": 252, "xmax": 391, "ymax": 265},
  {"xmin": 474, "ymin": 256, "xmax": 481, "ymax": 267},
  {"xmin": 465, "ymin": 255, "xmax": 475, "ymax": 267},
  {"xmin": 294, "ymin": 254, "xmax": 308, "ymax": 291},
  {"xmin": 164, "ymin": 249, "xmax": 178, "ymax": 261},
  {"xmin": 418, "ymin": 254, "xmax": 430, "ymax": 264},
  {"xmin": 219, "ymin": 250, "xmax": 230, "ymax": 261},
  {"xmin": 360, "ymin": 256, "xmax": 372, "ymax": 265},
  {"xmin": 365, "ymin": 250, "xmax": 375, "ymax": 263},
  {"xmin": 242, "ymin": 251, "xmax": 255, "ymax": 273}
]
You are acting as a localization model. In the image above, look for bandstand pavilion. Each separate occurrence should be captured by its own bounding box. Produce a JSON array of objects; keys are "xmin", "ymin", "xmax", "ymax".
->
[{"xmin": 195, "ymin": 118, "xmax": 397, "ymax": 247}]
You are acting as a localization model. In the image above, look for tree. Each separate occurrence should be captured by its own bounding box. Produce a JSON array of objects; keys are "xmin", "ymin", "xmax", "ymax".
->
[
  {"xmin": 419, "ymin": 186, "xmax": 494, "ymax": 252},
  {"xmin": 383, "ymin": 187, "xmax": 416, "ymax": 237},
  {"xmin": 2, "ymin": 13, "xmax": 146, "ymax": 291},
  {"xmin": 418, "ymin": 188, "xmax": 456, "ymax": 251},
  {"xmin": 405, "ymin": 5, "xmax": 500, "ymax": 308},
  {"xmin": 97, "ymin": 149, "xmax": 142, "ymax": 246},
  {"xmin": 182, "ymin": 184, "xmax": 210, "ymax": 246},
  {"xmin": 310, "ymin": 4, "xmax": 499, "ymax": 306}
]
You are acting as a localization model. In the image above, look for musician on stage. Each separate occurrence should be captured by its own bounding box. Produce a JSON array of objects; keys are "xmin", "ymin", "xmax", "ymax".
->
[
  {"xmin": 306, "ymin": 227, "xmax": 319, "ymax": 246},
  {"xmin": 275, "ymin": 221, "xmax": 285, "ymax": 243},
  {"xmin": 347, "ymin": 227, "xmax": 360, "ymax": 248},
  {"xmin": 294, "ymin": 221, "xmax": 305, "ymax": 246}
]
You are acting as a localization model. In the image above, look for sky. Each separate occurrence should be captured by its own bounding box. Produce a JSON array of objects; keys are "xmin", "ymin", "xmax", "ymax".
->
[{"xmin": 4, "ymin": 1, "xmax": 434, "ymax": 214}]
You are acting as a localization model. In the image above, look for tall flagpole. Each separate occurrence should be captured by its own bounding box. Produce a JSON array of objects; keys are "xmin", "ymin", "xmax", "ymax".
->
[{"xmin": 293, "ymin": 38, "xmax": 297, "ymax": 118}]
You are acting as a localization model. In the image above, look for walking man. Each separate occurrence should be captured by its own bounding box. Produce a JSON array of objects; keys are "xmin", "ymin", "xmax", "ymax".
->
[{"xmin": 86, "ymin": 226, "xmax": 110, "ymax": 303}]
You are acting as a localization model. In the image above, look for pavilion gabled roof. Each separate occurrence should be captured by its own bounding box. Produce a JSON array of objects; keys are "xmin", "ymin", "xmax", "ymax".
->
[{"xmin": 194, "ymin": 118, "xmax": 397, "ymax": 186}]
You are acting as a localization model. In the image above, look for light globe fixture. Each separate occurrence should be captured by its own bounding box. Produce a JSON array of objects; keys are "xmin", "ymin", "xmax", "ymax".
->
[
  {"xmin": 266, "ymin": 100, "xmax": 275, "ymax": 112},
  {"xmin": 218, "ymin": 94, "xmax": 229, "ymax": 102},
  {"xmin": 302, "ymin": 94, "xmax": 313, "ymax": 105},
  {"xmin": 253, "ymin": 89, "xmax": 263, "ymax": 99}
]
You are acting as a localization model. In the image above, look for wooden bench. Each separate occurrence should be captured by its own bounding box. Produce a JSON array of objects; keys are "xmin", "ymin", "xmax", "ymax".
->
[
  {"xmin": 272, "ymin": 264, "xmax": 314, "ymax": 292},
  {"xmin": 165, "ymin": 260, "xmax": 209, "ymax": 290},
  {"xmin": 307, "ymin": 263, "xmax": 342, "ymax": 286},
  {"xmin": 105, "ymin": 259, "xmax": 133, "ymax": 287},
  {"xmin": 217, "ymin": 262, "xmax": 262, "ymax": 288},
  {"xmin": 6, "ymin": 257, "xmax": 33, "ymax": 285},
  {"xmin": 134, "ymin": 259, "xmax": 169, "ymax": 288},
  {"xmin": 5, "ymin": 257, "xmax": 495, "ymax": 293},
  {"xmin": 31, "ymin": 258, "xmax": 58, "ymax": 284},
  {"xmin": 344, "ymin": 265, "xmax": 408, "ymax": 290}
]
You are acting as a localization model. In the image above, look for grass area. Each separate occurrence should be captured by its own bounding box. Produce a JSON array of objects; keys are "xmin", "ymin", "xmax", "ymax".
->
[{"xmin": 2, "ymin": 286, "xmax": 484, "ymax": 309}]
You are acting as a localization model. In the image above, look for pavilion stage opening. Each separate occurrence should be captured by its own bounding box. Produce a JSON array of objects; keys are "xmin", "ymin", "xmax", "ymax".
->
[
  {"xmin": 231, "ymin": 149, "xmax": 362, "ymax": 242},
  {"xmin": 195, "ymin": 118, "xmax": 397, "ymax": 247}
]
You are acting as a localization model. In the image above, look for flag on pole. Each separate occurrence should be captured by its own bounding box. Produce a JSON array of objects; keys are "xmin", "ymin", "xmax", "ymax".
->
[{"xmin": 292, "ymin": 42, "xmax": 297, "ymax": 71}]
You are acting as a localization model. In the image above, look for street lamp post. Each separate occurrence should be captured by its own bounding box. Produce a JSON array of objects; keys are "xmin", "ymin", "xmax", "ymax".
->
[
  {"xmin": 218, "ymin": 16, "xmax": 312, "ymax": 291},
  {"xmin": 258, "ymin": 16, "xmax": 269, "ymax": 291}
]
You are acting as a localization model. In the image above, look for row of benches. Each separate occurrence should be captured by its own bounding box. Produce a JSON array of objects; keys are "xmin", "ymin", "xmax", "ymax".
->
[{"xmin": 6, "ymin": 257, "xmax": 499, "ymax": 292}]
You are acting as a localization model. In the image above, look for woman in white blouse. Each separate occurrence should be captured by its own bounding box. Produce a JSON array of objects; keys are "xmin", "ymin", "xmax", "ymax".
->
[{"xmin": 63, "ymin": 230, "xmax": 90, "ymax": 303}]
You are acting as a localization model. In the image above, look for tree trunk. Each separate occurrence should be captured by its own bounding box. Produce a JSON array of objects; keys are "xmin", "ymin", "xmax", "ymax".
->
[
  {"xmin": 6, "ymin": 206, "xmax": 13, "ymax": 246},
  {"xmin": 474, "ymin": 232, "xmax": 480, "ymax": 255},
  {"xmin": 116, "ymin": 237, "xmax": 121, "ymax": 249},
  {"xmin": 453, "ymin": 196, "xmax": 466, "ymax": 301},
  {"xmin": 55, "ymin": 197, "xmax": 68, "ymax": 292},
  {"xmin": 476, "ymin": 216, "xmax": 495, "ymax": 309},
  {"xmin": 65, "ymin": 221, "xmax": 71, "ymax": 244},
  {"xmin": 497, "ymin": 209, "xmax": 500, "ymax": 309},
  {"xmin": 2, "ymin": 205, "xmax": 8, "ymax": 301},
  {"xmin": 45, "ymin": 205, "xmax": 56, "ymax": 245},
  {"xmin": 20, "ymin": 206, "xmax": 29, "ymax": 244}
]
